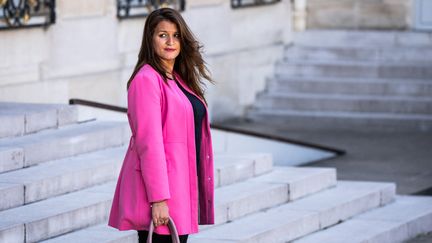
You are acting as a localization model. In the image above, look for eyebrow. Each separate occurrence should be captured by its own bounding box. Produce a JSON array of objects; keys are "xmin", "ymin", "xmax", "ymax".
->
[{"xmin": 157, "ymin": 30, "xmax": 179, "ymax": 33}]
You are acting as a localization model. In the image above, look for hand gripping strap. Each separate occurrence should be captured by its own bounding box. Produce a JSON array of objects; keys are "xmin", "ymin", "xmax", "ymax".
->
[{"xmin": 147, "ymin": 217, "xmax": 181, "ymax": 243}]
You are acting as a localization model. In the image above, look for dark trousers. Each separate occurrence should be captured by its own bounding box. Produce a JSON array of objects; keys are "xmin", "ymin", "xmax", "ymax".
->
[{"xmin": 137, "ymin": 230, "xmax": 189, "ymax": 243}]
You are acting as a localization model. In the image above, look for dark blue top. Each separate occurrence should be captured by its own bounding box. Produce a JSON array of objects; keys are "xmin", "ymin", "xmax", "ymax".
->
[{"xmin": 174, "ymin": 79, "xmax": 206, "ymax": 170}]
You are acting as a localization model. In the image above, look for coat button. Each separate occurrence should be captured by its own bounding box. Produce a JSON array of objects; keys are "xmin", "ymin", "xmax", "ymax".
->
[
  {"xmin": 208, "ymin": 177, "xmax": 211, "ymax": 181},
  {"xmin": 206, "ymin": 155, "xmax": 210, "ymax": 159}
]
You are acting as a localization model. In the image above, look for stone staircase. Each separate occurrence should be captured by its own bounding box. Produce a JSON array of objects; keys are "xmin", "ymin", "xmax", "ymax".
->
[
  {"xmin": 247, "ymin": 30, "xmax": 432, "ymax": 131},
  {"xmin": 0, "ymin": 102, "xmax": 432, "ymax": 243}
]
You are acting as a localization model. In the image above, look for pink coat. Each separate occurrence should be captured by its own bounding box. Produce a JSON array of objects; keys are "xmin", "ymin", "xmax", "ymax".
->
[{"xmin": 108, "ymin": 64, "xmax": 215, "ymax": 235}]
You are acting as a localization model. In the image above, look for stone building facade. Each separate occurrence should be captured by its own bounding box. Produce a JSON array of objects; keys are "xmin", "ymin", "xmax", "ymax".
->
[
  {"xmin": 0, "ymin": 0, "xmax": 292, "ymax": 122},
  {"xmin": 306, "ymin": 0, "xmax": 412, "ymax": 30},
  {"xmin": 296, "ymin": 0, "xmax": 431, "ymax": 31}
]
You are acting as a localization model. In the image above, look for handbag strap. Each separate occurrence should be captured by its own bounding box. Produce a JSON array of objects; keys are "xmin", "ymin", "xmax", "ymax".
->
[{"xmin": 146, "ymin": 216, "xmax": 181, "ymax": 243}]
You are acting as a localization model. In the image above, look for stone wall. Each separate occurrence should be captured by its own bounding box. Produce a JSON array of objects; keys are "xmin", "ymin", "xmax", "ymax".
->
[
  {"xmin": 0, "ymin": 0, "xmax": 292, "ymax": 122},
  {"xmin": 306, "ymin": 0, "xmax": 412, "ymax": 30}
]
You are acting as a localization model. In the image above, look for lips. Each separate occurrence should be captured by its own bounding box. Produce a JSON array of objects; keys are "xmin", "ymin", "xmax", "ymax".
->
[{"xmin": 164, "ymin": 48, "xmax": 176, "ymax": 52}]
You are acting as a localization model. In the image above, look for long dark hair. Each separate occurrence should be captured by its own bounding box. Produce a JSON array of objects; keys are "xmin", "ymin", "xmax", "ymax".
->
[{"xmin": 126, "ymin": 8, "xmax": 213, "ymax": 104}]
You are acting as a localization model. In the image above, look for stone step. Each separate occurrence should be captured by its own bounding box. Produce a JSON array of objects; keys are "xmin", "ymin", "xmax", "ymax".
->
[
  {"xmin": 0, "ymin": 121, "xmax": 129, "ymax": 170},
  {"xmin": 251, "ymin": 166, "xmax": 336, "ymax": 201},
  {"xmin": 189, "ymin": 180, "xmax": 395, "ymax": 243},
  {"xmin": 38, "ymin": 166, "xmax": 336, "ymax": 243},
  {"xmin": 213, "ymin": 180, "xmax": 289, "ymax": 227},
  {"xmin": 0, "ymin": 183, "xmax": 23, "ymax": 212},
  {"xmin": 293, "ymin": 30, "xmax": 432, "ymax": 48},
  {"xmin": 0, "ymin": 151, "xmax": 275, "ymax": 242},
  {"xmin": 41, "ymin": 223, "xmax": 138, "ymax": 243},
  {"xmin": 254, "ymin": 92, "xmax": 432, "ymax": 115},
  {"xmin": 275, "ymin": 60, "xmax": 432, "ymax": 80},
  {"xmin": 266, "ymin": 77, "xmax": 432, "ymax": 97},
  {"xmin": 0, "ymin": 182, "xmax": 115, "ymax": 243},
  {"xmin": 284, "ymin": 45, "xmax": 432, "ymax": 63},
  {"xmin": 0, "ymin": 146, "xmax": 127, "ymax": 211},
  {"xmin": 213, "ymin": 153, "xmax": 273, "ymax": 187},
  {"xmin": 213, "ymin": 166, "xmax": 336, "ymax": 226},
  {"xmin": 0, "ymin": 151, "xmax": 272, "ymax": 212},
  {"xmin": 0, "ymin": 102, "xmax": 78, "ymax": 139},
  {"xmin": 293, "ymin": 195, "xmax": 432, "ymax": 243},
  {"xmin": 246, "ymin": 109, "xmax": 432, "ymax": 132},
  {"xmin": 0, "ymin": 147, "xmax": 23, "ymax": 175}
]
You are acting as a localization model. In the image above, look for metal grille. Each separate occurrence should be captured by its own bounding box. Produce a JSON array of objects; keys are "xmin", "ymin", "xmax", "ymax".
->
[
  {"xmin": 117, "ymin": 0, "xmax": 185, "ymax": 19},
  {"xmin": 0, "ymin": 0, "xmax": 55, "ymax": 30},
  {"xmin": 231, "ymin": 0, "xmax": 281, "ymax": 9}
]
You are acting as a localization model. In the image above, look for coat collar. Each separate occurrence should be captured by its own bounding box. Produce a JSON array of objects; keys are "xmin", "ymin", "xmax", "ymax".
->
[{"xmin": 172, "ymin": 71, "xmax": 208, "ymax": 109}]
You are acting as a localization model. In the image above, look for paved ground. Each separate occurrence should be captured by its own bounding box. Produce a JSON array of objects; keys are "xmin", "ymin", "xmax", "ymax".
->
[
  {"xmin": 217, "ymin": 118, "xmax": 432, "ymax": 196},
  {"xmin": 408, "ymin": 232, "xmax": 432, "ymax": 243},
  {"xmin": 218, "ymin": 118, "xmax": 432, "ymax": 242}
]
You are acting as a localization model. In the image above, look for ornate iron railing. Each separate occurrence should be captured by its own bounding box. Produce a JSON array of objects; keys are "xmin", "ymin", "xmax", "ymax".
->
[
  {"xmin": 231, "ymin": 0, "xmax": 281, "ymax": 9},
  {"xmin": 117, "ymin": 0, "xmax": 185, "ymax": 19},
  {"xmin": 0, "ymin": 0, "xmax": 55, "ymax": 30}
]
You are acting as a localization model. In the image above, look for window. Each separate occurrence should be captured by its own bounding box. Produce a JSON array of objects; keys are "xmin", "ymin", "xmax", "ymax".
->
[
  {"xmin": 0, "ymin": 0, "xmax": 56, "ymax": 30},
  {"xmin": 117, "ymin": 0, "xmax": 185, "ymax": 19},
  {"xmin": 231, "ymin": 0, "xmax": 281, "ymax": 9}
]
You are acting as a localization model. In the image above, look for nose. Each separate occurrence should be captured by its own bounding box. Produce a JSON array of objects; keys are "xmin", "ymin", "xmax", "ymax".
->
[{"xmin": 166, "ymin": 35, "xmax": 174, "ymax": 46}]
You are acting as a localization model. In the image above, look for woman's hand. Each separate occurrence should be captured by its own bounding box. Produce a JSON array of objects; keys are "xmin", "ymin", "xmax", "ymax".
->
[{"xmin": 151, "ymin": 200, "xmax": 169, "ymax": 227}]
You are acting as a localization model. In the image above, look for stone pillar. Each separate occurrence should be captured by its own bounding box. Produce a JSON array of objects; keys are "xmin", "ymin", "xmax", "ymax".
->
[{"xmin": 292, "ymin": 0, "xmax": 307, "ymax": 31}]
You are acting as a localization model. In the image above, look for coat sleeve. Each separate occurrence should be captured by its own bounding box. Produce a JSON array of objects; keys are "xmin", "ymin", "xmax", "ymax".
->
[{"xmin": 127, "ymin": 69, "xmax": 170, "ymax": 203}]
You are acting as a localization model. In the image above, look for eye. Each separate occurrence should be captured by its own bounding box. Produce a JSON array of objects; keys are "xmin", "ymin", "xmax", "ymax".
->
[
  {"xmin": 159, "ymin": 33, "xmax": 167, "ymax": 38},
  {"xmin": 174, "ymin": 33, "xmax": 180, "ymax": 38}
]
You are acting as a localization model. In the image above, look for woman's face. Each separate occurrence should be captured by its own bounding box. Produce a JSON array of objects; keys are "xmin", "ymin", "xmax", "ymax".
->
[{"xmin": 153, "ymin": 20, "xmax": 181, "ymax": 69}]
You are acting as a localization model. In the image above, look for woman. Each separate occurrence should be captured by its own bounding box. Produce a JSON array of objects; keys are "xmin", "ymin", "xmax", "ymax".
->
[{"xmin": 108, "ymin": 8, "xmax": 215, "ymax": 243}]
